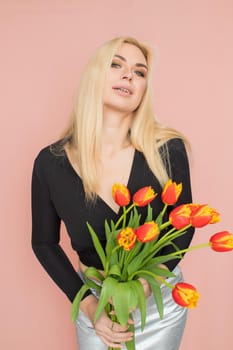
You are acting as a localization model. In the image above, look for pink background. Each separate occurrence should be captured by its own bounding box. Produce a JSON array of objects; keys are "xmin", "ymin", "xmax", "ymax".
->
[{"xmin": 1, "ymin": 1, "xmax": 232, "ymax": 349}]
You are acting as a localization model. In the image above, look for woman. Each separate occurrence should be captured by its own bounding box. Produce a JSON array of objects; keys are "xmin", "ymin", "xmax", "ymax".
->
[{"xmin": 31, "ymin": 36, "xmax": 194, "ymax": 349}]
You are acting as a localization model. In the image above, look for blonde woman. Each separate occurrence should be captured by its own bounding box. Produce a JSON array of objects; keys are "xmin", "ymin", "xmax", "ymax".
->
[{"xmin": 31, "ymin": 37, "xmax": 194, "ymax": 350}]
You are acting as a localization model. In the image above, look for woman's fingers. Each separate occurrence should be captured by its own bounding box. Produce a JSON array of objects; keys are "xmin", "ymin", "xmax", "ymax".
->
[
  {"xmin": 98, "ymin": 335, "xmax": 124, "ymax": 349},
  {"xmin": 94, "ymin": 314, "xmax": 134, "ymax": 347}
]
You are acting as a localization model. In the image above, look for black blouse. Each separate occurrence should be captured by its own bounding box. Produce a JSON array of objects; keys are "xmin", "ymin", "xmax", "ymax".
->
[{"xmin": 31, "ymin": 138, "xmax": 194, "ymax": 302}]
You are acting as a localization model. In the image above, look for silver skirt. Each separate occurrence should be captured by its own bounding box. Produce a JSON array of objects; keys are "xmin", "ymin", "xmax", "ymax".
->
[{"xmin": 75, "ymin": 266, "xmax": 187, "ymax": 350}]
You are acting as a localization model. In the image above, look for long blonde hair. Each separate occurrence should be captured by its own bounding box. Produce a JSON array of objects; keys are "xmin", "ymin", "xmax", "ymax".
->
[{"xmin": 60, "ymin": 36, "xmax": 187, "ymax": 200}]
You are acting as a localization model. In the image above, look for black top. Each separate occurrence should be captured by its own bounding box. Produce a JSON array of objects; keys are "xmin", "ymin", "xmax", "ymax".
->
[{"xmin": 31, "ymin": 138, "xmax": 194, "ymax": 302}]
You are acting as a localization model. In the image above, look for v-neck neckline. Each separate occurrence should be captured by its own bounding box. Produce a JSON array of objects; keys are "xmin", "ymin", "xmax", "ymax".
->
[{"xmin": 64, "ymin": 148, "xmax": 137, "ymax": 216}]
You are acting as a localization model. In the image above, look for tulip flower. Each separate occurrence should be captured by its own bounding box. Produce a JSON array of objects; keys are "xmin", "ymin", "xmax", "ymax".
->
[
  {"xmin": 162, "ymin": 180, "xmax": 182, "ymax": 205},
  {"xmin": 172, "ymin": 282, "xmax": 200, "ymax": 308},
  {"xmin": 136, "ymin": 221, "xmax": 160, "ymax": 243},
  {"xmin": 169, "ymin": 204, "xmax": 192, "ymax": 229},
  {"xmin": 209, "ymin": 209, "xmax": 221, "ymax": 224},
  {"xmin": 112, "ymin": 183, "xmax": 130, "ymax": 207},
  {"xmin": 190, "ymin": 204, "xmax": 220, "ymax": 228},
  {"xmin": 210, "ymin": 231, "xmax": 233, "ymax": 252},
  {"xmin": 133, "ymin": 186, "xmax": 157, "ymax": 207},
  {"xmin": 117, "ymin": 227, "xmax": 137, "ymax": 251}
]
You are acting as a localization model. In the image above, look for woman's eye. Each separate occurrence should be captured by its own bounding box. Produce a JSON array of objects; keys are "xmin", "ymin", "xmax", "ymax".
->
[
  {"xmin": 111, "ymin": 62, "xmax": 121, "ymax": 68},
  {"xmin": 135, "ymin": 70, "xmax": 145, "ymax": 77}
]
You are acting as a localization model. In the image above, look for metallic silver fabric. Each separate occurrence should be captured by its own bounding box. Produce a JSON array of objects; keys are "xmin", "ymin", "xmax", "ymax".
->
[{"xmin": 75, "ymin": 266, "xmax": 187, "ymax": 350}]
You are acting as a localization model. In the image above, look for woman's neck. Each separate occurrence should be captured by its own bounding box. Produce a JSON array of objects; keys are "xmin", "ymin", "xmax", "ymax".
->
[{"xmin": 101, "ymin": 110, "xmax": 133, "ymax": 156}]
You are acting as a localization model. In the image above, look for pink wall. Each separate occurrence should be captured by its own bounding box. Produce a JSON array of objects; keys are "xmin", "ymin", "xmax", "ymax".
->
[{"xmin": 1, "ymin": 1, "xmax": 232, "ymax": 349}]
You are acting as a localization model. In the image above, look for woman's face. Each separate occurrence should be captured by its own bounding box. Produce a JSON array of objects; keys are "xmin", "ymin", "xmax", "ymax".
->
[{"xmin": 103, "ymin": 43, "xmax": 148, "ymax": 115}]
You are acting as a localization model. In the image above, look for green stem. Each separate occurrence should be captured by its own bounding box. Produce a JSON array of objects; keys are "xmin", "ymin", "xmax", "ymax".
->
[
  {"xmin": 123, "ymin": 206, "xmax": 127, "ymax": 228},
  {"xmin": 155, "ymin": 275, "xmax": 174, "ymax": 289},
  {"xmin": 119, "ymin": 249, "xmax": 126, "ymax": 272},
  {"xmin": 159, "ymin": 220, "xmax": 172, "ymax": 230},
  {"xmin": 129, "ymin": 269, "xmax": 174, "ymax": 289},
  {"xmin": 105, "ymin": 245, "xmax": 121, "ymax": 275},
  {"xmin": 152, "ymin": 224, "xmax": 191, "ymax": 251},
  {"xmin": 115, "ymin": 204, "xmax": 136, "ymax": 229},
  {"xmin": 129, "ymin": 269, "xmax": 156, "ymax": 280},
  {"xmin": 165, "ymin": 242, "xmax": 211, "ymax": 257},
  {"xmin": 160, "ymin": 203, "xmax": 168, "ymax": 218}
]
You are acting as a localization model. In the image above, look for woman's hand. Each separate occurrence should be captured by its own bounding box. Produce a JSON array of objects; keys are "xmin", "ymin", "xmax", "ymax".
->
[
  {"xmin": 138, "ymin": 264, "xmax": 170, "ymax": 298},
  {"xmin": 138, "ymin": 277, "xmax": 152, "ymax": 298},
  {"xmin": 80, "ymin": 294, "xmax": 134, "ymax": 348}
]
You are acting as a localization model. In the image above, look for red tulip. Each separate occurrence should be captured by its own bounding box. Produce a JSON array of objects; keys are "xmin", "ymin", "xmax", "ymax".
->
[
  {"xmin": 117, "ymin": 227, "xmax": 137, "ymax": 251},
  {"xmin": 161, "ymin": 179, "xmax": 182, "ymax": 205},
  {"xmin": 189, "ymin": 204, "xmax": 220, "ymax": 228},
  {"xmin": 112, "ymin": 183, "xmax": 130, "ymax": 207},
  {"xmin": 172, "ymin": 282, "xmax": 200, "ymax": 308},
  {"xmin": 210, "ymin": 231, "xmax": 233, "ymax": 252},
  {"xmin": 136, "ymin": 221, "xmax": 160, "ymax": 243},
  {"xmin": 169, "ymin": 204, "xmax": 192, "ymax": 229},
  {"xmin": 133, "ymin": 186, "xmax": 157, "ymax": 207}
]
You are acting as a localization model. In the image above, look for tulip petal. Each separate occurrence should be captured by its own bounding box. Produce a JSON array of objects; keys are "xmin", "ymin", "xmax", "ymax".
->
[
  {"xmin": 210, "ymin": 231, "xmax": 233, "ymax": 252},
  {"xmin": 162, "ymin": 179, "xmax": 182, "ymax": 205},
  {"xmin": 172, "ymin": 282, "xmax": 200, "ymax": 308},
  {"xmin": 133, "ymin": 186, "xmax": 157, "ymax": 207},
  {"xmin": 112, "ymin": 183, "xmax": 131, "ymax": 206}
]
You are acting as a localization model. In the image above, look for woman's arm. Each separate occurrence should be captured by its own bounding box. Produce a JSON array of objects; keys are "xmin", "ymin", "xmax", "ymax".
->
[
  {"xmin": 31, "ymin": 155, "xmax": 92, "ymax": 302},
  {"xmin": 160, "ymin": 138, "xmax": 195, "ymax": 271}
]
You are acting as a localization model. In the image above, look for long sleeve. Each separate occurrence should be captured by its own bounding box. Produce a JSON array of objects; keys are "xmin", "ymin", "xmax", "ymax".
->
[
  {"xmin": 160, "ymin": 138, "xmax": 195, "ymax": 271},
  {"xmin": 31, "ymin": 155, "xmax": 91, "ymax": 302}
]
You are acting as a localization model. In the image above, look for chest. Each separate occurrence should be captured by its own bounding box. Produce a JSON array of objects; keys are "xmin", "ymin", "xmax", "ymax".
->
[
  {"xmin": 49, "ymin": 151, "xmax": 164, "ymax": 248},
  {"xmin": 97, "ymin": 148, "xmax": 136, "ymax": 214}
]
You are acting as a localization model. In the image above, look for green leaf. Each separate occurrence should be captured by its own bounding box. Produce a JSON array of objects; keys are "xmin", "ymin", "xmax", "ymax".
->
[
  {"xmin": 145, "ymin": 204, "xmax": 153, "ymax": 222},
  {"xmin": 145, "ymin": 265, "xmax": 176, "ymax": 278},
  {"xmin": 86, "ymin": 222, "xmax": 106, "ymax": 269},
  {"xmin": 127, "ymin": 210, "xmax": 134, "ymax": 227},
  {"xmin": 131, "ymin": 280, "xmax": 146, "ymax": 331},
  {"xmin": 111, "ymin": 220, "xmax": 116, "ymax": 233},
  {"xmin": 104, "ymin": 219, "xmax": 111, "ymax": 240},
  {"xmin": 94, "ymin": 277, "xmax": 118, "ymax": 323},
  {"xmin": 127, "ymin": 243, "xmax": 155, "ymax": 277},
  {"xmin": 108, "ymin": 264, "xmax": 122, "ymax": 278},
  {"xmin": 124, "ymin": 240, "xmax": 142, "ymax": 266},
  {"xmin": 155, "ymin": 211, "xmax": 163, "ymax": 226},
  {"xmin": 85, "ymin": 277, "xmax": 102, "ymax": 292},
  {"xmin": 85, "ymin": 266, "xmax": 104, "ymax": 282},
  {"xmin": 112, "ymin": 282, "xmax": 132, "ymax": 326},
  {"xmin": 130, "ymin": 206, "xmax": 141, "ymax": 228},
  {"xmin": 105, "ymin": 221, "xmax": 114, "ymax": 258},
  {"xmin": 138, "ymin": 273, "xmax": 164, "ymax": 319},
  {"xmin": 145, "ymin": 255, "xmax": 182, "ymax": 266},
  {"xmin": 128, "ymin": 281, "xmax": 139, "ymax": 311},
  {"xmin": 71, "ymin": 284, "xmax": 90, "ymax": 322}
]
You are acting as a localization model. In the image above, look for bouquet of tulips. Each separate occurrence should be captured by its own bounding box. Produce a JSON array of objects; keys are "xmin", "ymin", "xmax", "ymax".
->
[{"xmin": 71, "ymin": 180, "xmax": 233, "ymax": 350}]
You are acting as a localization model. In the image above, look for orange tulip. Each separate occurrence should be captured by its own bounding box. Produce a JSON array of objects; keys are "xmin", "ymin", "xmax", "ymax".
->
[
  {"xmin": 112, "ymin": 183, "xmax": 131, "ymax": 207},
  {"xmin": 133, "ymin": 186, "xmax": 157, "ymax": 207},
  {"xmin": 136, "ymin": 221, "xmax": 160, "ymax": 243},
  {"xmin": 172, "ymin": 282, "xmax": 200, "ymax": 308},
  {"xmin": 169, "ymin": 204, "xmax": 192, "ymax": 229},
  {"xmin": 189, "ymin": 204, "xmax": 220, "ymax": 228},
  {"xmin": 161, "ymin": 179, "xmax": 182, "ymax": 205},
  {"xmin": 117, "ymin": 227, "xmax": 137, "ymax": 251},
  {"xmin": 210, "ymin": 231, "xmax": 233, "ymax": 252}
]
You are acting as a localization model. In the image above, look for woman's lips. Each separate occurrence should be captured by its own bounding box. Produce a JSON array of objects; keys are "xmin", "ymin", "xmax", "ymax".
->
[{"xmin": 112, "ymin": 86, "xmax": 133, "ymax": 95}]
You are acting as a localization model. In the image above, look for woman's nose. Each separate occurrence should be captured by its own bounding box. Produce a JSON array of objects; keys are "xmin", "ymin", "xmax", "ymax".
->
[{"xmin": 121, "ymin": 69, "xmax": 133, "ymax": 81}]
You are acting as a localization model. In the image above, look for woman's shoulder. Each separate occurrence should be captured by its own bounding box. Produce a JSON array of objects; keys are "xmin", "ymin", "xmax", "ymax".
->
[
  {"xmin": 166, "ymin": 137, "xmax": 186, "ymax": 151},
  {"xmin": 159, "ymin": 137, "xmax": 187, "ymax": 154},
  {"xmin": 33, "ymin": 140, "xmax": 66, "ymax": 170}
]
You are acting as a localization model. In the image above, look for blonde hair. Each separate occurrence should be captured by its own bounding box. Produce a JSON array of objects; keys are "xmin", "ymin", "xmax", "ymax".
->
[{"xmin": 60, "ymin": 36, "xmax": 188, "ymax": 200}]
